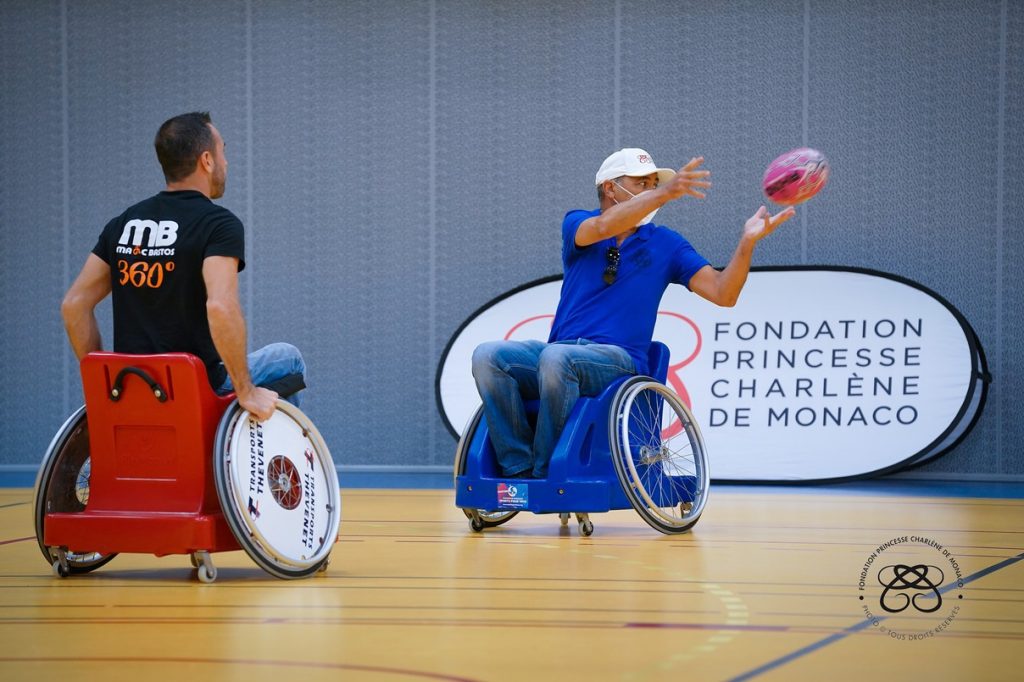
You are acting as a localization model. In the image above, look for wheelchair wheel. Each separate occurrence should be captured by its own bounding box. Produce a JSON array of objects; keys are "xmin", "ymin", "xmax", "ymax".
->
[
  {"xmin": 610, "ymin": 377, "xmax": 709, "ymax": 534},
  {"xmin": 214, "ymin": 400, "xmax": 341, "ymax": 579},
  {"xmin": 453, "ymin": 406, "xmax": 518, "ymax": 528},
  {"xmin": 32, "ymin": 406, "xmax": 117, "ymax": 573}
]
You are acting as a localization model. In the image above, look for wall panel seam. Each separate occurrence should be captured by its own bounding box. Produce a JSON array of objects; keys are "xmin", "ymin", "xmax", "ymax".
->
[{"xmin": 994, "ymin": 0, "xmax": 1008, "ymax": 472}]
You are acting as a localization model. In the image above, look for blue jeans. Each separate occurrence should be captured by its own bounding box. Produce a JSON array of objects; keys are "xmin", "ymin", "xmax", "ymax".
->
[
  {"xmin": 218, "ymin": 342, "xmax": 306, "ymax": 407},
  {"xmin": 471, "ymin": 339, "xmax": 635, "ymax": 478}
]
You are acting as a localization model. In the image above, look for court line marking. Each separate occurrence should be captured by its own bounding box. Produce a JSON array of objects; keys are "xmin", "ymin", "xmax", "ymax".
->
[
  {"xmin": 0, "ymin": 603, "xmax": 723, "ymax": 616},
  {"xmin": 3, "ymin": 615, "xmax": 1021, "ymax": 642},
  {"xmin": 728, "ymin": 550, "xmax": 1024, "ymax": 681},
  {"xmin": 0, "ymin": 657, "xmax": 479, "ymax": 682},
  {"xmin": 0, "ymin": 581, "xmax": 710, "ymax": 595},
  {"xmin": 0, "ymin": 536, "xmax": 33, "ymax": 547},
  {"xmin": 628, "ymin": 622, "xmax": 787, "ymax": 632},
  {"xmin": 703, "ymin": 523, "xmax": 1024, "ymax": 534}
]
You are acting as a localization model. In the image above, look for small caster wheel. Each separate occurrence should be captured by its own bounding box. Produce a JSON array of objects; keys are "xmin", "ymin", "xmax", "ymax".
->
[
  {"xmin": 197, "ymin": 563, "xmax": 217, "ymax": 583},
  {"xmin": 559, "ymin": 513, "xmax": 570, "ymax": 526},
  {"xmin": 470, "ymin": 517, "xmax": 485, "ymax": 532},
  {"xmin": 317, "ymin": 557, "xmax": 330, "ymax": 574},
  {"xmin": 50, "ymin": 548, "xmax": 70, "ymax": 577},
  {"xmin": 575, "ymin": 513, "xmax": 594, "ymax": 537},
  {"xmin": 189, "ymin": 553, "xmax": 200, "ymax": 569},
  {"xmin": 193, "ymin": 550, "xmax": 216, "ymax": 583}
]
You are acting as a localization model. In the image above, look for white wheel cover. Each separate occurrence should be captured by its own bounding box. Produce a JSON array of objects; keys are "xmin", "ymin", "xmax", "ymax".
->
[{"xmin": 224, "ymin": 403, "xmax": 340, "ymax": 568}]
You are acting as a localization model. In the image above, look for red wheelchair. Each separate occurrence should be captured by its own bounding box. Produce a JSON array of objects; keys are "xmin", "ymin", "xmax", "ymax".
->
[{"xmin": 33, "ymin": 352, "xmax": 341, "ymax": 582}]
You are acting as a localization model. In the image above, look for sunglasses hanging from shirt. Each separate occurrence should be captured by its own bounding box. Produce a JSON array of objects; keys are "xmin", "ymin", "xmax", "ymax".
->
[{"xmin": 603, "ymin": 245, "xmax": 620, "ymax": 285}]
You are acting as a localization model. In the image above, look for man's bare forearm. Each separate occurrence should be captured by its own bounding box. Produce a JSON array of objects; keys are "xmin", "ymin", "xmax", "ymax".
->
[
  {"xmin": 587, "ymin": 190, "xmax": 669, "ymax": 241},
  {"xmin": 61, "ymin": 300, "xmax": 103, "ymax": 361},
  {"xmin": 207, "ymin": 298, "xmax": 255, "ymax": 397},
  {"xmin": 714, "ymin": 235, "xmax": 758, "ymax": 307},
  {"xmin": 61, "ymin": 254, "xmax": 111, "ymax": 361}
]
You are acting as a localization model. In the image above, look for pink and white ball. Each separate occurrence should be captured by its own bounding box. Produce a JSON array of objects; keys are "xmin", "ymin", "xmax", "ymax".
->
[{"xmin": 762, "ymin": 148, "xmax": 830, "ymax": 206}]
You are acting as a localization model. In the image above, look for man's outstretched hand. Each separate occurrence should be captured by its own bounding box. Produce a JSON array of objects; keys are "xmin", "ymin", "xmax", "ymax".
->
[
  {"xmin": 744, "ymin": 205, "xmax": 796, "ymax": 242},
  {"xmin": 658, "ymin": 156, "xmax": 712, "ymax": 201},
  {"xmin": 238, "ymin": 385, "xmax": 278, "ymax": 422}
]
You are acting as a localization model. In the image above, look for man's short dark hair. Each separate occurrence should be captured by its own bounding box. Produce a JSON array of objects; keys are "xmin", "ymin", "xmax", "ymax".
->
[{"xmin": 154, "ymin": 112, "xmax": 214, "ymax": 183}]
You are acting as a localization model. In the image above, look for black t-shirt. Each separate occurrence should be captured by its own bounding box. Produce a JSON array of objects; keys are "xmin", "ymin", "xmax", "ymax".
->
[{"xmin": 92, "ymin": 190, "xmax": 245, "ymax": 388}]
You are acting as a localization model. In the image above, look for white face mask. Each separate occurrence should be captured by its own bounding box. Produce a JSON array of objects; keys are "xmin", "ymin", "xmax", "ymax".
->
[{"xmin": 613, "ymin": 181, "xmax": 658, "ymax": 226}]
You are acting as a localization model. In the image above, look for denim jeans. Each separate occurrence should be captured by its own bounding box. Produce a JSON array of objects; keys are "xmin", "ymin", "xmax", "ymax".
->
[
  {"xmin": 471, "ymin": 339, "xmax": 635, "ymax": 478},
  {"xmin": 217, "ymin": 342, "xmax": 306, "ymax": 407}
]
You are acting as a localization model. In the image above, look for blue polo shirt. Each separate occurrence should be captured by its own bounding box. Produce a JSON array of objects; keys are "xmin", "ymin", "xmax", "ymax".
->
[{"xmin": 548, "ymin": 208, "xmax": 710, "ymax": 375}]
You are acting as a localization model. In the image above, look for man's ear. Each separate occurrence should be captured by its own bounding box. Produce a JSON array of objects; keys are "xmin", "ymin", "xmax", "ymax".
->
[{"xmin": 199, "ymin": 150, "xmax": 214, "ymax": 173}]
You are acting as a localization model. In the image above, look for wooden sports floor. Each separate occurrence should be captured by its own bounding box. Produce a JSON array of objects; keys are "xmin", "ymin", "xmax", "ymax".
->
[{"xmin": 1, "ymin": 484, "xmax": 1021, "ymax": 681}]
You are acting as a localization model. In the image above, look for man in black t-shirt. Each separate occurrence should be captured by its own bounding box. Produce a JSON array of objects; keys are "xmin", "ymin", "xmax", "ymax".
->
[{"xmin": 61, "ymin": 112, "xmax": 301, "ymax": 421}]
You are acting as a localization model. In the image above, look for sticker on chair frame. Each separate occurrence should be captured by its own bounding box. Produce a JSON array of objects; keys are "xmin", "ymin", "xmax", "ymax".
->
[{"xmin": 497, "ymin": 482, "xmax": 528, "ymax": 509}]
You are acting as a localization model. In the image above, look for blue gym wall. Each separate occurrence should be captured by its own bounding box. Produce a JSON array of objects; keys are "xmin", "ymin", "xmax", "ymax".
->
[{"xmin": 1, "ymin": 0, "xmax": 1021, "ymax": 481}]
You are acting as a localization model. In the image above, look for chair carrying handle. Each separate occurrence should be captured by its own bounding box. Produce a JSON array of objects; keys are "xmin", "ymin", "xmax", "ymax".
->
[{"xmin": 110, "ymin": 366, "xmax": 168, "ymax": 403}]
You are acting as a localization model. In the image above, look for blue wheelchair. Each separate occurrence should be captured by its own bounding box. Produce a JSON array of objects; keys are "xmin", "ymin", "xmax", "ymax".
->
[{"xmin": 454, "ymin": 341, "xmax": 709, "ymax": 536}]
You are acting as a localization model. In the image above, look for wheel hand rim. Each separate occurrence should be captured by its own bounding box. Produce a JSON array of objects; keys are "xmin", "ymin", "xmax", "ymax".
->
[{"xmin": 619, "ymin": 382, "xmax": 708, "ymax": 528}]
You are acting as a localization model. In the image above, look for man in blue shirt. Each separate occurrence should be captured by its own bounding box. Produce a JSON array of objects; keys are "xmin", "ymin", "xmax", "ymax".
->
[{"xmin": 472, "ymin": 148, "xmax": 795, "ymax": 478}]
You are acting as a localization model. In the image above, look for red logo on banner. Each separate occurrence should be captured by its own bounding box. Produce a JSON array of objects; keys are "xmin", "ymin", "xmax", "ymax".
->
[{"xmin": 501, "ymin": 311, "xmax": 703, "ymax": 438}]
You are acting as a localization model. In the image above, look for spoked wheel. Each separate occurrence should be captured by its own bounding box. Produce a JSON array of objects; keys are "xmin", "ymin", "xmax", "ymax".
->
[
  {"xmin": 32, "ymin": 406, "xmax": 117, "ymax": 573},
  {"xmin": 453, "ymin": 406, "xmax": 518, "ymax": 529},
  {"xmin": 610, "ymin": 378, "xmax": 709, "ymax": 534},
  {"xmin": 214, "ymin": 400, "xmax": 341, "ymax": 579}
]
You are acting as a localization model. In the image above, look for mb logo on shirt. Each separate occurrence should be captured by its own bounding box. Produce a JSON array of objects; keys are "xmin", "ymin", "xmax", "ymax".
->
[{"xmin": 115, "ymin": 219, "xmax": 178, "ymax": 257}]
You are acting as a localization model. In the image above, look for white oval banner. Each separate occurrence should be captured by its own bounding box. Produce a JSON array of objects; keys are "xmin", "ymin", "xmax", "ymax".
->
[{"xmin": 437, "ymin": 268, "xmax": 988, "ymax": 481}]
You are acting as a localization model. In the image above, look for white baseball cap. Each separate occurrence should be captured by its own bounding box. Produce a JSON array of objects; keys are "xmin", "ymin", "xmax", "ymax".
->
[{"xmin": 595, "ymin": 148, "xmax": 676, "ymax": 187}]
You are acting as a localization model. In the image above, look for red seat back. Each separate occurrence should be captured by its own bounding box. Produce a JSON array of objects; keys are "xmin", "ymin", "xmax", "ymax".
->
[{"xmin": 81, "ymin": 353, "xmax": 234, "ymax": 513}]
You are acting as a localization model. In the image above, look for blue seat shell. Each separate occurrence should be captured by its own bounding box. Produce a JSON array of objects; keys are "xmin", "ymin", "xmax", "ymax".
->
[{"xmin": 455, "ymin": 342, "xmax": 672, "ymax": 514}]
